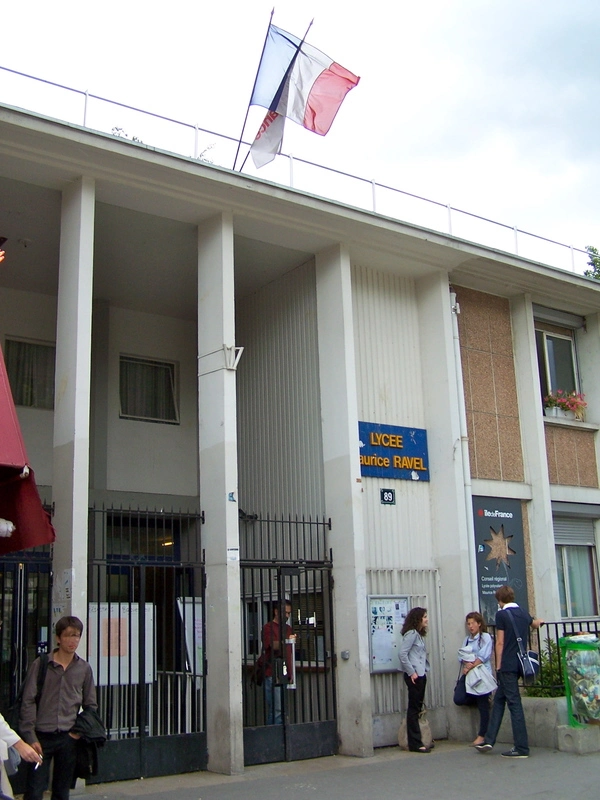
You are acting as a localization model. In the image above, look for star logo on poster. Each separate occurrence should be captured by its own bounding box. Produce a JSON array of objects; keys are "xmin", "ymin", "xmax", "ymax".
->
[{"xmin": 483, "ymin": 525, "xmax": 516, "ymax": 568}]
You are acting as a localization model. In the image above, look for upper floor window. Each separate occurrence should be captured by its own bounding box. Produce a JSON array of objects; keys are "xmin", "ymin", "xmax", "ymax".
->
[
  {"xmin": 535, "ymin": 324, "xmax": 578, "ymax": 400},
  {"xmin": 4, "ymin": 338, "xmax": 55, "ymax": 409},
  {"xmin": 119, "ymin": 355, "xmax": 179, "ymax": 424},
  {"xmin": 533, "ymin": 304, "xmax": 585, "ymax": 409}
]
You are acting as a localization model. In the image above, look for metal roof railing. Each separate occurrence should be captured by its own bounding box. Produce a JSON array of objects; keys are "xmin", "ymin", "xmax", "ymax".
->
[{"xmin": 0, "ymin": 64, "xmax": 591, "ymax": 276}]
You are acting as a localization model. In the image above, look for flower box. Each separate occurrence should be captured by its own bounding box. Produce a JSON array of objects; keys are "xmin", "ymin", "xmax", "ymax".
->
[{"xmin": 544, "ymin": 390, "xmax": 586, "ymax": 421}]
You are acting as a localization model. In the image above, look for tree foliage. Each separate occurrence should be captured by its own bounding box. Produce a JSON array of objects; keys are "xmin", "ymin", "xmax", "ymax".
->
[{"xmin": 584, "ymin": 245, "xmax": 600, "ymax": 280}]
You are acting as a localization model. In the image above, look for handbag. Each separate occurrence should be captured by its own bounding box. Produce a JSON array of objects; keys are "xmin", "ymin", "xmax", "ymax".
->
[
  {"xmin": 453, "ymin": 673, "xmax": 477, "ymax": 705},
  {"xmin": 398, "ymin": 705, "xmax": 433, "ymax": 750},
  {"xmin": 465, "ymin": 663, "xmax": 497, "ymax": 696},
  {"xmin": 504, "ymin": 609, "xmax": 540, "ymax": 685},
  {"xmin": 454, "ymin": 637, "xmax": 477, "ymax": 705}
]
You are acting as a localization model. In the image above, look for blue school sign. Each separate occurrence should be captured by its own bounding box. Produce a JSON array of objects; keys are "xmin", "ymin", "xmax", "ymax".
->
[{"xmin": 358, "ymin": 422, "xmax": 430, "ymax": 481}]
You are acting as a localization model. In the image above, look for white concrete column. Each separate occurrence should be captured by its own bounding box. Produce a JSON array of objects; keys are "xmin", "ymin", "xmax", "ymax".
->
[
  {"xmin": 577, "ymin": 312, "xmax": 600, "ymax": 475},
  {"xmin": 197, "ymin": 213, "xmax": 243, "ymax": 775},
  {"xmin": 315, "ymin": 244, "xmax": 373, "ymax": 758},
  {"xmin": 511, "ymin": 294, "xmax": 561, "ymax": 619},
  {"xmin": 52, "ymin": 176, "xmax": 95, "ymax": 634}
]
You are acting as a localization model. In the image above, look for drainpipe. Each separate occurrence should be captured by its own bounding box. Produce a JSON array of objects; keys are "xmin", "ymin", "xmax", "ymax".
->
[{"xmin": 450, "ymin": 291, "xmax": 479, "ymax": 607}]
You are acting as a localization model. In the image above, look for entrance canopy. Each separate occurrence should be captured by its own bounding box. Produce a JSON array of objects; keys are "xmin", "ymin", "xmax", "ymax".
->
[{"xmin": 0, "ymin": 346, "xmax": 56, "ymax": 554}]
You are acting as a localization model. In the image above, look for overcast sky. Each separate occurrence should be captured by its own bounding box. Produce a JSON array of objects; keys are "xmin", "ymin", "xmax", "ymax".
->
[{"xmin": 3, "ymin": 0, "xmax": 599, "ymax": 269}]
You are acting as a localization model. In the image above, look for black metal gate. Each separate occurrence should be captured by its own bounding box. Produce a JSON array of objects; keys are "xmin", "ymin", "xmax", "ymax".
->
[
  {"xmin": 0, "ymin": 546, "xmax": 52, "ymax": 709},
  {"xmin": 0, "ymin": 544, "xmax": 53, "ymax": 796},
  {"xmin": 240, "ymin": 515, "xmax": 337, "ymax": 765},
  {"xmin": 87, "ymin": 506, "xmax": 206, "ymax": 782}
]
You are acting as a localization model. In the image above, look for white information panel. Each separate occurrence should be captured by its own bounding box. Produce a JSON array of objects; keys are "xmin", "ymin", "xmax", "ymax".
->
[
  {"xmin": 87, "ymin": 602, "xmax": 155, "ymax": 686},
  {"xmin": 368, "ymin": 595, "xmax": 410, "ymax": 673}
]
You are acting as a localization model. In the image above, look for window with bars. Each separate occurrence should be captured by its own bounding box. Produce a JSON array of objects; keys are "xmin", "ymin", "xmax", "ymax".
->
[
  {"xmin": 4, "ymin": 338, "xmax": 56, "ymax": 409},
  {"xmin": 119, "ymin": 355, "xmax": 179, "ymax": 424}
]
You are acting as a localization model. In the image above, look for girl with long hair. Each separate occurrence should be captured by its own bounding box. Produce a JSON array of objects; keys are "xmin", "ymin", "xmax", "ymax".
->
[
  {"xmin": 460, "ymin": 611, "xmax": 493, "ymax": 746},
  {"xmin": 398, "ymin": 607, "xmax": 431, "ymax": 753}
]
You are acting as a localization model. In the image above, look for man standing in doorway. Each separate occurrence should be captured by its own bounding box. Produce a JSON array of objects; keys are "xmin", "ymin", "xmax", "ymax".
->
[
  {"xmin": 19, "ymin": 615, "xmax": 97, "ymax": 800},
  {"xmin": 261, "ymin": 600, "xmax": 295, "ymax": 725},
  {"xmin": 476, "ymin": 586, "xmax": 544, "ymax": 758}
]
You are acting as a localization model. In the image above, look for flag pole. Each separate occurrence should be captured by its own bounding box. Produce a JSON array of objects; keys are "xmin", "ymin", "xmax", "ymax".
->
[
  {"xmin": 238, "ymin": 19, "xmax": 314, "ymax": 173},
  {"xmin": 232, "ymin": 8, "xmax": 275, "ymax": 171}
]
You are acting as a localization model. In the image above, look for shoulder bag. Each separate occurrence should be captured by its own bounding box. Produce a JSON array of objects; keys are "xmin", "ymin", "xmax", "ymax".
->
[
  {"xmin": 453, "ymin": 638, "xmax": 477, "ymax": 705},
  {"xmin": 504, "ymin": 609, "xmax": 540, "ymax": 685}
]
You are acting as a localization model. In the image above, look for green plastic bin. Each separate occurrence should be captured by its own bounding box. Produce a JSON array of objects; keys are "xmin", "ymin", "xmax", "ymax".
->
[{"xmin": 559, "ymin": 635, "xmax": 600, "ymax": 727}]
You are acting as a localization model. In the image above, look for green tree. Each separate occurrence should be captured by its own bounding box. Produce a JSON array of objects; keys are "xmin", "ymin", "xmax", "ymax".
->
[{"xmin": 584, "ymin": 245, "xmax": 600, "ymax": 280}]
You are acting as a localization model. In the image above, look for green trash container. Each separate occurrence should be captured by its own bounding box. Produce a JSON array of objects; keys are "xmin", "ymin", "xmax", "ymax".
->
[{"xmin": 559, "ymin": 634, "xmax": 600, "ymax": 727}]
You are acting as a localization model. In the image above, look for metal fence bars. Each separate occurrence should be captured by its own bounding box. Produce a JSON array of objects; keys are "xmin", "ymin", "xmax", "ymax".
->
[
  {"xmin": 240, "ymin": 514, "xmax": 337, "ymax": 765},
  {"xmin": 489, "ymin": 619, "xmax": 600, "ymax": 697},
  {"xmin": 87, "ymin": 505, "xmax": 206, "ymax": 782}
]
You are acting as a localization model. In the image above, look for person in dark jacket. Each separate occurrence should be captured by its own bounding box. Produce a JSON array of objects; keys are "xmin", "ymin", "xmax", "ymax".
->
[{"xmin": 475, "ymin": 586, "xmax": 544, "ymax": 758}]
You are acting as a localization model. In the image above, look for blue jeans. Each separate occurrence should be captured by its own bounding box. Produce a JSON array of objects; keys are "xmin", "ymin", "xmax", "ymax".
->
[
  {"xmin": 484, "ymin": 671, "xmax": 529, "ymax": 754},
  {"xmin": 264, "ymin": 676, "xmax": 284, "ymax": 725}
]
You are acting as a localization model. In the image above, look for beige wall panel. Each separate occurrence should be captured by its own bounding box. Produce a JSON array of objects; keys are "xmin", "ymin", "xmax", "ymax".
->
[
  {"xmin": 493, "ymin": 354, "xmax": 518, "ymax": 417},
  {"xmin": 554, "ymin": 426, "xmax": 579, "ymax": 485},
  {"xmin": 575, "ymin": 431, "xmax": 599, "ymax": 488},
  {"xmin": 468, "ymin": 350, "xmax": 495, "ymax": 414},
  {"xmin": 472, "ymin": 411, "xmax": 501, "ymax": 479},
  {"xmin": 455, "ymin": 287, "xmax": 524, "ymax": 482},
  {"xmin": 498, "ymin": 416, "xmax": 525, "ymax": 482}
]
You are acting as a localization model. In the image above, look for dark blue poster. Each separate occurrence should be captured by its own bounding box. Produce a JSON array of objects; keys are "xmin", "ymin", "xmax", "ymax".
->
[
  {"xmin": 358, "ymin": 422, "xmax": 429, "ymax": 482},
  {"xmin": 472, "ymin": 496, "xmax": 529, "ymax": 625}
]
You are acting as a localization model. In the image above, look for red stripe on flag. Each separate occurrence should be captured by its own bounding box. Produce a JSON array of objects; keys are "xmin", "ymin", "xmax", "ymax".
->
[{"xmin": 303, "ymin": 63, "xmax": 359, "ymax": 135}]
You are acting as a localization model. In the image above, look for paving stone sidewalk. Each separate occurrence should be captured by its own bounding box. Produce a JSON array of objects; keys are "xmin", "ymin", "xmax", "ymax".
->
[{"xmin": 82, "ymin": 740, "xmax": 600, "ymax": 800}]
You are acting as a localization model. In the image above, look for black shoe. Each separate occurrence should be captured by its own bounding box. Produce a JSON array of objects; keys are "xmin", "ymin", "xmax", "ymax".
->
[
  {"xmin": 409, "ymin": 746, "xmax": 432, "ymax": 753},
  {"xmin": 475, "ymin": 743, "xmax": 493, "ymax": 753},
  {"xmin": 501, "ymin": 748, "xmax": 529, "ymax": 758}
]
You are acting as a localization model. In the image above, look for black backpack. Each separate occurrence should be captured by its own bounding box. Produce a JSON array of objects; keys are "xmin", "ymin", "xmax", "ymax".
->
[{"xmin": 4, "ymin": 653, "xmax": 49, "ymax": 735}]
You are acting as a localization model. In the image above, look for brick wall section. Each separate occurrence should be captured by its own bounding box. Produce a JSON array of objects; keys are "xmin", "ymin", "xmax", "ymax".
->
[
  {"xmin": 545, "ymin": 423, "xmax": 599, "ymax": 487},
  {"xmin": 455, "ymin": 286, "xmax": 525, "ymax": 481}
]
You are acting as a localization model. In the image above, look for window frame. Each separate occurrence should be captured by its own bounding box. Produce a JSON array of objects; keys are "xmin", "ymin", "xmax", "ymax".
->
[
  {"xmin": 119, "ymin": 354, "xmax": 180, "ymax": 425},
  {"xmin": 534, "ymin": 322, "xmax": 580, "ymax": 404},
  {"xmin": 555, "ymin": 543, "xmax": 599, "ymax": 619}
]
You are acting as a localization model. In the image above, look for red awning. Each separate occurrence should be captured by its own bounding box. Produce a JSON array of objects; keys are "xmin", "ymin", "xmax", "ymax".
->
[
  {"xmin": 0, "ymin": 344, "xmax": 28, "ymax": 469},
  {"xmin": 0, "ymin": 346, "xmax": 56, "ymax": 554}
]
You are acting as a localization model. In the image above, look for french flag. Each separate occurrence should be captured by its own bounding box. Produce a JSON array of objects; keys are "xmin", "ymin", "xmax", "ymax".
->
[{"xmin": 250, "ymin": 25, "xmax": 359, "ymax": 167}]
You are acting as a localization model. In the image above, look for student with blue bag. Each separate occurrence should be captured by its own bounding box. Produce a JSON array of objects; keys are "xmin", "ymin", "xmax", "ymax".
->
[{"xmin": 475, "ymin": 586, "xmax": 544, "ymax": 758}]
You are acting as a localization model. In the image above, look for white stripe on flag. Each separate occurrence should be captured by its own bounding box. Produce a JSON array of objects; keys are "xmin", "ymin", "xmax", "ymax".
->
[{"xmin": 250, "ymin": 110, "xmax": 286, "ymax": 168}]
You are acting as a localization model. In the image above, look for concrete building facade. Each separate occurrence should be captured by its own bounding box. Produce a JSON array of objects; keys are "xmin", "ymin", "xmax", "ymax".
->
[{"xmin": 1, "ymin": 105, "xmax": 599, "ymax": 779}]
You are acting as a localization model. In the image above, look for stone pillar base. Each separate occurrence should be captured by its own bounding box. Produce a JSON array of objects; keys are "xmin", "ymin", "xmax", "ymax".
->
[{"xmin": 557, "ymin": 724, "xmax": 600, "ymax": 754}]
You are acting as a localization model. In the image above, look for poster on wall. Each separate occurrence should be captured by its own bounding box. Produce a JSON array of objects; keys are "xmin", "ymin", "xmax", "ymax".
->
[
  {"xmin": 368, "ymin": 595, "xmax": 410, "ymax": 673},
  {"xmin": 87, "ymin": 602, "xmax": 155, "ymax": 686},
  {"xmin": 472, "ymin": 496, "xmax": 529, "ymax": 625}
]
